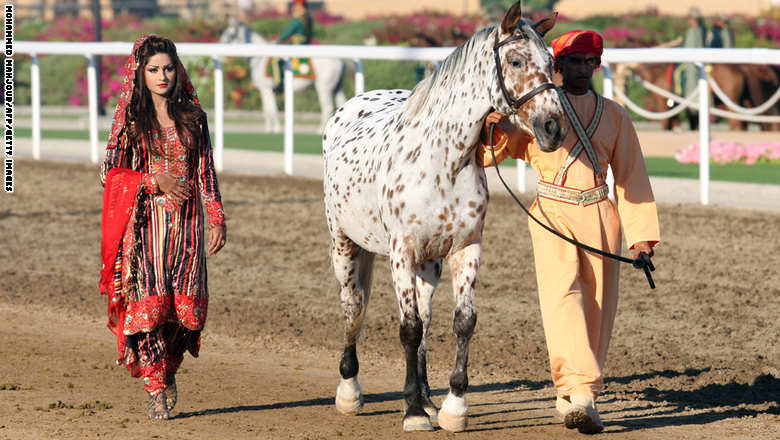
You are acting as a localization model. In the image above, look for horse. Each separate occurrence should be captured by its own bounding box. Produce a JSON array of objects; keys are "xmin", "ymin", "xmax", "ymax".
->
[
  {"xmin": 219, "ymin": 18, "xmax": 349, "ymax": 133},
  {"xmin": 322, "ymin": 2, "xmax": 567, "ymax": 432},
  {"xmin": 615, "ymin": 62, "xmax": 780, "ymax": 131}
]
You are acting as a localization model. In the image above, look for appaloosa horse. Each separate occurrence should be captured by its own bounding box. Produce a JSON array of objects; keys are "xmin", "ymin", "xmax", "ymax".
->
[
  {"xmin": 220, "ymin": 18, "xmax": 349, "ymax": 133},
  {"xmin": 322, "ymin": 2, "xmax": 567, "ymax": 432}
]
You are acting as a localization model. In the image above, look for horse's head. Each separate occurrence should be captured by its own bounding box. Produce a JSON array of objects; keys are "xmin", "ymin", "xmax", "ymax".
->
[
  {"xmin": 220, "ymin": 17, "xmax": 266, "ymax": 44},
  {"xmin": 490, "ymin": 2, "xmax": 567, "ymax": 152}
]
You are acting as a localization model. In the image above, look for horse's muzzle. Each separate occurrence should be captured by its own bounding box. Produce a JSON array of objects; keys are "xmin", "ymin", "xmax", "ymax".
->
[{"xmin": 532, "ymin": 114, "xmax": 567, "ymax": 152}]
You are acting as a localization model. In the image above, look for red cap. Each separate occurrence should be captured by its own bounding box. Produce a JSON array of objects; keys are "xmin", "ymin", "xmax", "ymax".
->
[
  {"xmin": 551, "ymin": 30, "xmax": 604, "ymax": 59},
  {"xmin": 293, "ymin": 0, "xmax": 307, "ymax": 5}
]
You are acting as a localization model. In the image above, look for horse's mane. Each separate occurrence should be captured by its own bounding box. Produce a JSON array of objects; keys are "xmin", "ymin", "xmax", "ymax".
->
[{"xmin": 401, "ymin": 27, "xmax": 493, "ymax": 120}]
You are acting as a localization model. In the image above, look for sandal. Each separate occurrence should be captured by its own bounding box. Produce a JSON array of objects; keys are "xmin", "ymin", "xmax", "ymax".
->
[
  {"xmin": 147, "ymin": 390, "xmax": 169, "ymax": 420},
  {"xmin": 165, "ymin": 374, "xmax": 178, "ymax": 412}
]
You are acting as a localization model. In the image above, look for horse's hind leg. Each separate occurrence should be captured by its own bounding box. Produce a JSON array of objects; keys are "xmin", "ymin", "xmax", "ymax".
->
[
  {"xmin": 331, "ymin": 232, "xmax": 374, "ymax": 415},
  {"xmin": 439, "ymin": 242, "xmax": 481, "ymax": 432},
  {"xmin": 390, "ymin": 240, "xmax": 433, "ymax": 431},
  {"xmin": 415, "ymin": 259, "xmax": 443, "ymax": 422}
]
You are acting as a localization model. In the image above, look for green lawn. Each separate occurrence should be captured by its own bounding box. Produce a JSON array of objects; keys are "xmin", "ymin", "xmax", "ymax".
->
[{"xmin": 14, "ymin": 128, "xmax": 779, "ymax": 185}]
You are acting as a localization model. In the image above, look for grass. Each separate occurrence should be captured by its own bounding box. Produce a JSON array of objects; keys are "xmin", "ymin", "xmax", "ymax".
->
[{"xmin": 13, "ymin": 128, "xmax": 780, "ymax": 185}]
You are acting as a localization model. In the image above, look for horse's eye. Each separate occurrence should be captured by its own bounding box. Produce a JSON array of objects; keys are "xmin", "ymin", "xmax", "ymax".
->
[{"xmin": 510, "ymin": 60, "xmax": 523, "ymax": 68}]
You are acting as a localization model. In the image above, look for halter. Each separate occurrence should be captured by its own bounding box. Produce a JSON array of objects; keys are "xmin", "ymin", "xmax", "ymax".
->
[{"xmin": 493, "ymin": 30, "xmax": 557, "ymax": 110}]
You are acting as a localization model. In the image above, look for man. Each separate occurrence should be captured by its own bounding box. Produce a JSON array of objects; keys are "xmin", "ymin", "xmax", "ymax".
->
[
  {"xmin": 272, "ymin": 0, "xmax": 313, "ymax": 93},
  {"xmin": 477, "ymin": 30, "xmax": 660, "ymax": 434},
  {"xmin": 680, "ymin": 8, "xmax": 706, "ymax": 129}
]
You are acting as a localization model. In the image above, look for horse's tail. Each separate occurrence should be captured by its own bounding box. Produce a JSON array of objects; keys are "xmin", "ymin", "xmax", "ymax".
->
[{"xmin": 335, "ymin": 59, "xmax": 358, "ymax": 96}]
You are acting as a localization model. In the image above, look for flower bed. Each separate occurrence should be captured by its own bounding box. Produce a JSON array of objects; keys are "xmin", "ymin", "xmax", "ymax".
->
[{"xmin": 675, "ymin": 141, "xmax": 780, "ymax": 165}]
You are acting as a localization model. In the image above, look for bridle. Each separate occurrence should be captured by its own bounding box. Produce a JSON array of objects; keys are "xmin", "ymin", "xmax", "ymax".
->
[{"xmin": 493, "ymin": 29, "xmax": 557, "ymax": 110}]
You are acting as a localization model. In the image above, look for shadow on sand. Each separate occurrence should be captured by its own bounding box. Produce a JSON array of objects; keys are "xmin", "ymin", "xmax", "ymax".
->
[{"xmin": 175, "ymin": 367, "xmax": 779, "ymax": 434}]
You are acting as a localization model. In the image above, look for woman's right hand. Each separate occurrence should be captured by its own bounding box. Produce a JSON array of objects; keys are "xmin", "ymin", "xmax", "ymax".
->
[{"xmin": 156, "ymin": 173, "xmax": 191, "ymax": 201}]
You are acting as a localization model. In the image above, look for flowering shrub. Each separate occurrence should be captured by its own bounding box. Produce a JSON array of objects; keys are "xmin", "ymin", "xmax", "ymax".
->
[
  {"xmin": 675, "ymin": 141, "xmax": 780, "ymax": 165},
  {"xmin": 370, "ymin": 12, "xmax": 486, "ymax": 47}
]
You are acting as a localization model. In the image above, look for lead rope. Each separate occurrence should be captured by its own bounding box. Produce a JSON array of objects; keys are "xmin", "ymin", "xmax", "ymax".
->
[{"xmin": 488, "ymin": 123, "xmax": 656, "ymax": 289}]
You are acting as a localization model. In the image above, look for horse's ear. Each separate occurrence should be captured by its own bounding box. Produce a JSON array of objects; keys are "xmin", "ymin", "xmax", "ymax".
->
[
  {"xmin": 500, "ymin": 1, "xmax": 523, "ymax": 35},
  {"xmin": 532, "ymin": 12, "xmax": 558, "ymax": 37}
]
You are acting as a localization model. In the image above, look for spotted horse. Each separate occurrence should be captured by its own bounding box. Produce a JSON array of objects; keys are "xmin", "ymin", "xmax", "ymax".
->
[{"xmin": 322, "ymin": 2, "xmax": 567, "ymax": 432}]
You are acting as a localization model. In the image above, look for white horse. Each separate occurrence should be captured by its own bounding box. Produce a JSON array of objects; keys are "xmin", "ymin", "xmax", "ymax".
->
[
  {"xmin": 219, "ymin": 18, "xmax": 348, "ymax": 133},
  {"xmin": 323, "ymin": 2, "xmax": 566, "ymax": 433}
]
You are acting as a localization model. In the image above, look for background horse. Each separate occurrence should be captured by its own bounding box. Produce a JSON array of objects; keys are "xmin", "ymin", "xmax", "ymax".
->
[
  {"xmin": 220, "ymin": 19, "xmax": 349, "ymax": 133},
  {"xmin": 322, "ymin": 2, "xmax": 566, "ymax": 433},
  {"xmin": 615, "ymin": 62, "xmax": 780, "ymax": 131}
]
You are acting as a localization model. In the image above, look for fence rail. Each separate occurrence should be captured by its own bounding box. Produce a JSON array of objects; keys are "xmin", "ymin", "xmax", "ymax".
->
[{"xmin": 13, "ymin": 41, "xmax": 780, "ymax": 205}]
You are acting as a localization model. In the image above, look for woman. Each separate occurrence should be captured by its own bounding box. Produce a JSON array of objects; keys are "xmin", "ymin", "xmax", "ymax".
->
[{"xmin": 99, "ymin": 35, "xmax": 226, "ymax": 420}]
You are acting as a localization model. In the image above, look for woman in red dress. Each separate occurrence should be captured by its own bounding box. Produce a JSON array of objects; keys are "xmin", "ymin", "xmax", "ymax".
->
[{"xmin": 99, "ymin": 35, "xmax": 226, "ymax": 420}]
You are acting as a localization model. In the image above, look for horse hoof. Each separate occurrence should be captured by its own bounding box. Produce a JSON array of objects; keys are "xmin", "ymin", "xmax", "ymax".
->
[
  {"xmin": 401, "ymin": 401, "xmax": 438, "ymax": 422},
  {"xmin": 438, "ymin": 409, "xmax": 468, "ymax": 432},
  {"xmin": 335, "ymin": 377, "xmax": 363, "ymax": 415},
  {"xmin": 403, "ymin": 414, "xmax": 434, "ymax": 432},
  {"xmin": 335, "ymin": 394, "xmax": 363, "ymax": 415}
]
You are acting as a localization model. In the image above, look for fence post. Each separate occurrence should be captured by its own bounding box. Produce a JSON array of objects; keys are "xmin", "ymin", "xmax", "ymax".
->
[
  {"xmin": 601, "ymin": 63, "xmax": 614, "ymax": 100},
  {"xmin": 697, "ymin": 63, "xmax": 710, "ymax": 205},
  {"xmin": 86, "ymin": 54, "xmax": 99, "ymax": 163},
  {"xmin": 31, "ymin": 54, "xmax": 41, "ymax": 160},
  {"xmin": 354, "ymin": 59, "xmax": 364, "ymax": 96},
  {"xmin": 601, "ymin": 63, "xmax": 615, "ymax": 199},
  {"xmin": 516, "ymin": 160, "xmax": 526, "ymax": 193},
  {"xmin": 283, "ymin": 58, "xmax": 294, "ymax": 175},
  {"xmin": 213, "ymin": 56, "xmax": 224, "ymax": 172}
]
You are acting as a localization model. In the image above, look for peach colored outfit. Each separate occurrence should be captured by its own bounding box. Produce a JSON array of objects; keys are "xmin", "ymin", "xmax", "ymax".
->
[{"xmin": 478, "ymin": 90, "xmax": 660, "ymax": 397}]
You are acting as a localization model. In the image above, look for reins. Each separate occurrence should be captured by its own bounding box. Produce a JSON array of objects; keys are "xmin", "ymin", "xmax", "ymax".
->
[{"xmin": 487, "ymin": 123, "xmax": 657, "ymax": 289}]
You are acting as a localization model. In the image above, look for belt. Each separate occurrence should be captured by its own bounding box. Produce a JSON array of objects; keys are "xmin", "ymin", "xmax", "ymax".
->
[{"xmin": 537, "ymin": 181, "xmax": 609, "ymax": 206}]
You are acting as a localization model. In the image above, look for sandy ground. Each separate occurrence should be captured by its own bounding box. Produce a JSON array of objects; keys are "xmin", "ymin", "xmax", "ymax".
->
[{"xmin": 0, "ymin": 160, "xmax": 778, "ymax": 440}]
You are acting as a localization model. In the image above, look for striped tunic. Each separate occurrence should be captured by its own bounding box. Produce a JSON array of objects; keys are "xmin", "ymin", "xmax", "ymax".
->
[{"xmin": 100, "ymin": 116, "xmax": 223, "ymax": 336}]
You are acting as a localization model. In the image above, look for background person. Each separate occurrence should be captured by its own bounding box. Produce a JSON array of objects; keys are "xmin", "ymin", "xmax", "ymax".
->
[{"xmin": 271, "ymin": 0, "xmax": 313, "ymax": 92}]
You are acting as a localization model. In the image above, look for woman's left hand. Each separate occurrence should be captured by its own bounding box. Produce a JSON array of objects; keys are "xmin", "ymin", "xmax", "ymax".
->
[{"xmin": 208, "ymin": 224, "xmax": 227, "ymax": 256}]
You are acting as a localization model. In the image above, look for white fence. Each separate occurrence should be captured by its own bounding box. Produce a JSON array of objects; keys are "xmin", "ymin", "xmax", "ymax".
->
[{"xmin": 13, "ymin": 41, "xmax": 780, "ymax": 205}]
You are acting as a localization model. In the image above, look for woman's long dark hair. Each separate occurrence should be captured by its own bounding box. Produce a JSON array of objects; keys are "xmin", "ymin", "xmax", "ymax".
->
[{"xmin": 127, "ymin": 36, "xmax": 203, "ymax": 154}]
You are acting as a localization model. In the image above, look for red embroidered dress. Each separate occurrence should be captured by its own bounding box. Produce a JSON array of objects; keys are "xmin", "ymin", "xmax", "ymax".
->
[
  {"xmin": 99, "ymin": 35, "xmax": 224, "ymax": 392},
  {"xmin": 101, "ymin": 123, "xmax": 222, "ymax": 332}
]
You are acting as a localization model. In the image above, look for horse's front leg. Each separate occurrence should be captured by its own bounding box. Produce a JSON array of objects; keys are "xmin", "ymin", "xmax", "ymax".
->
[
  {"xmin": 390, "ymin": 243, "xmax": 433, "ymax": 432},
  {"xmin": 415, "ymin": 259, "xmax": 443, "ymax": 422},
  {"xmin": 439, "ymin": 242, "xmax": 481, "ymax": 432},
  {"xmin": 331, "ymin": 234, "xmax": 375, "ymax": 415}
]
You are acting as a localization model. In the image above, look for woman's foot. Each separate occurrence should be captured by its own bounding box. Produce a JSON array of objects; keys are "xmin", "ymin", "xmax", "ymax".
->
[
  {"xmin": 165, "ymin": 374, "xmax": 178, "ymax": 412},
  {"xmin": 147, "ymin": 391, "xmax": 169, "ymax": 420}
]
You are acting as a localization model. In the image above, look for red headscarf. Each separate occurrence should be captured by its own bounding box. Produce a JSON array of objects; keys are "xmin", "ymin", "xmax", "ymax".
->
[
  {"xmin": 551, "ymin": 30, "xmax": 604, "ymax": 59},
  {"xmin": 106, "ymin": 34, "xmax": 200, "ymax": 150}
]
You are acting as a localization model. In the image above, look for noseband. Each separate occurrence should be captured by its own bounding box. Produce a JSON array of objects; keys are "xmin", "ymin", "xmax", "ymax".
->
[{"xmin": 493, "ymin": 30, "xmax": 557, "ymax": 110}]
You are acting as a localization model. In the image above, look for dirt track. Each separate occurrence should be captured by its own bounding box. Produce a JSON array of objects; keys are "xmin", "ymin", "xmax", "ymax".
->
[{"xmin": 0, "ymin": 160, "xmax": 778, "ymax": 439}]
